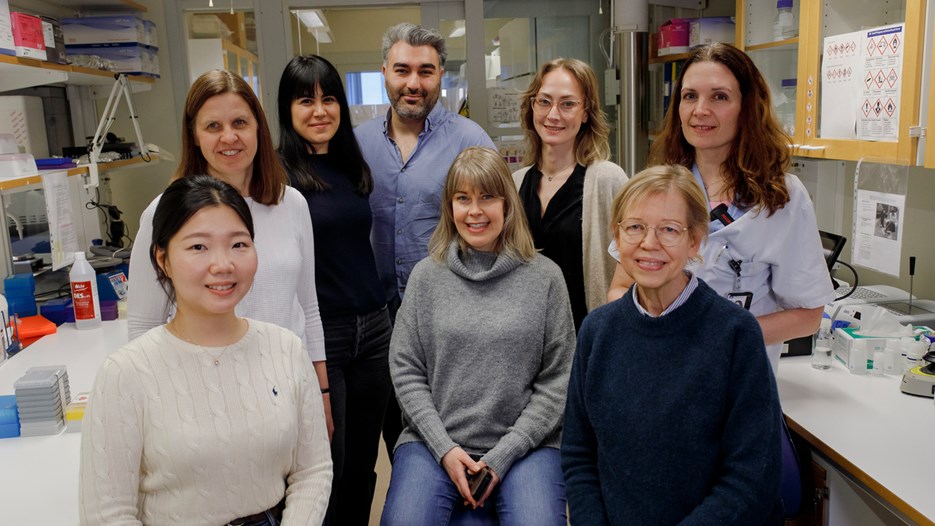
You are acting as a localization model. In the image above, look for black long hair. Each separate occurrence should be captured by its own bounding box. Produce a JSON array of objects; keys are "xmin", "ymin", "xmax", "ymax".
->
[
  {"xmin": 277, "ymin": 54, "xmax": 373, "ymax": 194},
  {"xmin": 150, "ymin": 175, "xmax": 254, "ymax": 302}
]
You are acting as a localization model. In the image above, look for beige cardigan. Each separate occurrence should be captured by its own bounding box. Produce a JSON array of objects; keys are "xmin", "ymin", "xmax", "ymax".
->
[{"xmin": 512, "ymin": 160, "xmax": 628, "ymax": 312}]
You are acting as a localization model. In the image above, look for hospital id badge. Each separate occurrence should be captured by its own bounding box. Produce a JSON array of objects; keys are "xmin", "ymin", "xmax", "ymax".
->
[{"xmin": 726, "ymin": 291, "xmax": 752, "ymax": 310}]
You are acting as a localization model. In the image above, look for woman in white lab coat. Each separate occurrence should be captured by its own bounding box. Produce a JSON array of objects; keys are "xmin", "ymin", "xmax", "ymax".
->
[{"xmin": 609, "ymin": 43, "xmax": 833, "ymax": 371}]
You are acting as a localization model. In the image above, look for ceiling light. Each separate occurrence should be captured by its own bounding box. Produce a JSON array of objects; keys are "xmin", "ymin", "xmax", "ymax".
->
[
  {"xmin": 314, "ymin": 29, "xmax": 333, "ymax": 44},
  {"xmin": 294, "ymin": 9, "xmax": 328, "ymax": 30},
  {"xmin": 448, "ymin": 21, "xmax": 465, "ymax": 38}
]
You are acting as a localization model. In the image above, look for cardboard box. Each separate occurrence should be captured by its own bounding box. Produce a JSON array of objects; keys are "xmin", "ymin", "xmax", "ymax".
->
[
  {"xmin": 658, "ymin": 18, "xmax": 690, "ymax": 56},
  {"xmin": 10, "ymin": 12, "xmax": 46, "ymax": 60},
  {"xmin": 833, "ymin": 326, "xmax": 933, "ymax": 368},
  {"xmin": 61, "ymin": 15, "xmax": 145, "ymax": 45},
  {"xmin": 41, "ymin": 17, "xmax": 67, "ymax": 64},
  {"xmin": 0, "ymin": 0, "xmax": 14, "ymax": 57},
  {"xmin": 690, "ymin": 17, "xmax": 735, "ymax": 48}
]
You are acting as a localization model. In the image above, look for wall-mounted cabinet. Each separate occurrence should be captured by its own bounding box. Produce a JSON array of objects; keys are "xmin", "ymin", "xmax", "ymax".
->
[{"xmin": 736, "ymin": 0, "xmax": 926, "ymax": 164}]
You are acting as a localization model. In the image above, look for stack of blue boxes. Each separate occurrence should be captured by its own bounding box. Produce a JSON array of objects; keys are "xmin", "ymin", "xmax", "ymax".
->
[{"xmin": 3, "ymin": 274, "xmax": 37, "ymax": 318}]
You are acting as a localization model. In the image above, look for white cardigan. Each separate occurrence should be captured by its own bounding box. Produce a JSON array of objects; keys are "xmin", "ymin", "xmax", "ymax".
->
[{"xmin": 512, "ymin": 160, "xmax": 628, "ymax": 312}]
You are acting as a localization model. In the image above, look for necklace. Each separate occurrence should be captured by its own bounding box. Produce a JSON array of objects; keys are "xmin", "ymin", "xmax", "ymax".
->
[
  {"xmin": 542, "ymin": 161, "xmax": 577, "ymax": 183},
  {"xmin": 168, "ymin": 318, "xmax": 245, "ymax": 366},
  {"xmin": 702, "ymin": 178, "xmax": 728, "ymax": 200}
]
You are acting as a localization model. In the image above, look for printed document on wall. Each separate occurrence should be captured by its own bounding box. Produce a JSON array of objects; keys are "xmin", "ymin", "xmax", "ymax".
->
[
  {"xmin": 41, "ymin": 170, "xmax": 79, "ymax": 270},
  {"xmin": 820, "ymin": 23, "xmax": 904, "ymax": 141},
  {"xmin": 852, "ymin": 189, "xmax": 904, "ymax": 276}
]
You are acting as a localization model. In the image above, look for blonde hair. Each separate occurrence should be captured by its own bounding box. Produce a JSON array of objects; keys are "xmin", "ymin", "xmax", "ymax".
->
[
  {"xmin": 429, "ymin": 147, "xmax": 536, "ymax": 263},
  {"xmin": 610, "ymin": 164, "xmax": 709, "ymax": 246},
  {"xmin": 519, "ymin": 58, "xmax": 611, "ymax": 167}
]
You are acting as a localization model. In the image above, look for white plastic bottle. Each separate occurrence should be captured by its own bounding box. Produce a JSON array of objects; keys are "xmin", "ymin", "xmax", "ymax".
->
[
  {"xmin": 811, "ymin": 318, "xmax": 833, "ymax": 370},
  {"xmin": 773, "ymin": 0, "xmax": 797, "ymax": 41},
  {"xmin": 883, "ymin": 339, "xmax": 902, "ymax": 375},
  {"xmin": 70, "ymin": 252, "xmax": 101, "ymax": 330},
  {"xmin": 848, "ymin": 342, "xmax": 868, "ymax": 375}
]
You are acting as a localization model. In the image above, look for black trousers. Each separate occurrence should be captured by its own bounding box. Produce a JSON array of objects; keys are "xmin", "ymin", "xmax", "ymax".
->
[{"xmin": 322, "ymin": 306, "xmax": 393, "ymax": 526}]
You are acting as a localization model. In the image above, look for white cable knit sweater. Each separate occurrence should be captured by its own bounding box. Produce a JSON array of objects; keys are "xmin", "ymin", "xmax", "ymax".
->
[{"xmin": 79, "ymin": 319, "xmax": 333, "ymax": 525}]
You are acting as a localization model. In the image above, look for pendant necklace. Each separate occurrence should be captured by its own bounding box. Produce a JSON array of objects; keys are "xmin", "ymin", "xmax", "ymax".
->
[
  {"xmin": 168, "ymin": 318, "xmax": 244, "ymax": 366},
  {"xmin": 543, "ymin": 161, "xmax": 576, "ymax": 183}
]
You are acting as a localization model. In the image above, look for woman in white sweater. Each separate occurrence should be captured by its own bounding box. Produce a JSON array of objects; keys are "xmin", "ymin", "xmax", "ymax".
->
[
  {"xmin": 513, "ymin": 58, "xmax": 628, "ymax": 330},
  {"xmin": 127, "ymin": 70, "xmax": 332, "ymax": 435},
  {"xmin": 80, "ymin": 175, "xmax": 332, "ymax": 525}
]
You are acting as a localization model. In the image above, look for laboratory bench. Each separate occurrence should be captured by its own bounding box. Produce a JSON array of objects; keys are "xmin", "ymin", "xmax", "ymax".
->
[
  {"xmin": 1, "ymin": 323, "xmax": 933, "ymax": 524},
  {"xmin": 777, "ymin": 356, "xmax": 935, "ymax": 525}
]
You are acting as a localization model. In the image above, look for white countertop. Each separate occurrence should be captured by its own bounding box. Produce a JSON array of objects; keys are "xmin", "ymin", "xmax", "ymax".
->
[
  {"xmin": 777, "ymin": 355, "xmax": 935, "ymax": 525},
  {"xmin": 0, "ymin": 320, "xmax": 127, "ymax": 526}
]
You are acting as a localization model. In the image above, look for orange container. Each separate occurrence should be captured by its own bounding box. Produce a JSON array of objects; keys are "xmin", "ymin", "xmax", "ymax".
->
[{"xmin": 16, "ymin": 314, "xmax": 57, "ymax": 347}]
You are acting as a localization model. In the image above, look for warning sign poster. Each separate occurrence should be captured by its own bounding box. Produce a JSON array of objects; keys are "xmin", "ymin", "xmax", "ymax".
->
[{"xmin": 820, "ymin": 23, "xmax": 904, "ymax": 141}]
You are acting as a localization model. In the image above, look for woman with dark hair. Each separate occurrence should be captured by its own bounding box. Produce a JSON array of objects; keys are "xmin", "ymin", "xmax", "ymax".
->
[
  {"xmin": 513, "ymin": 58, "xmax": 628, "ymax": 330},
  {"xmin": 127, "ymin": 70, "xmax": 332, "ymax": 434},
  {"xmin": 608, "ymin": 43, "xmax": 833, "ymax": 371},
  {"xmin": 277, "ymin": 55, "xmax": 391, "ymax": 525},
  {"xmin": 381, "ymin": 147, "xmax": 575, "ymax": 526},
  {"xmin": 81, "ymin": 175, "xmax": 332, "ymax": 526}
]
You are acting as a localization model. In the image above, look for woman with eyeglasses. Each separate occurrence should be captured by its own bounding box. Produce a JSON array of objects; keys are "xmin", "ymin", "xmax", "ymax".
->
[
  {"xmin": 561, "ymin": 164, "xmax": 782, "ymax": 525},
  {"xmin": 513, "ymin": 58, "xmax": 628, "ymax": 330}
]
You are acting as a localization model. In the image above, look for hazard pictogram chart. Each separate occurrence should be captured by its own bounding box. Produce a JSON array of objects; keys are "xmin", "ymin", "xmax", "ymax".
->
[{"xmin": 821, "ymin": 23, "xmax": 904, "ymax": 141}]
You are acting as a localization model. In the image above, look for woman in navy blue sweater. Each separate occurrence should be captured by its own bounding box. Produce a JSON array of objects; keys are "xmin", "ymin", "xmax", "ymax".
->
[
  {"xmin": 561, "ymin": 165, "xmax": 781, "ymax": 525},
  {"xmin": 277, "ymin": 55, "xmax": 391, "ymax": 526}
]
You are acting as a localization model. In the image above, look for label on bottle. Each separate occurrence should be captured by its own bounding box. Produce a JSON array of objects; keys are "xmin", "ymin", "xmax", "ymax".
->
[{"xmin": 71, "ymin": 281, "xmax": 96, "ymax": 319}]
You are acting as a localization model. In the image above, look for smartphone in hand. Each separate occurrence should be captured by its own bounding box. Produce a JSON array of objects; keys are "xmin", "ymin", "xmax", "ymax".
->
[{"xmin": 467, "ymin": 466, "xmax": 493, "ymax": 501}]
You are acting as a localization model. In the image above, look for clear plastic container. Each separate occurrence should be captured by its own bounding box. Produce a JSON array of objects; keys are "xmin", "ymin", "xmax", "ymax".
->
[
  {"xmin": 777, "ymin": 79, "xmax": 797, "ymax": 137},
  {"xmin": 70, "ymin": 252, "xmax": 101, "ymax": 330},
  {"xmin": 849, "ymin": 342, "xmax": 868, "ymax": 375},
  {"xmin": 773, "ymin": 0, "xmax": 797, "ymax": 41},
  {"xmin": 811, "ymin": 318, "xmax": 833, "ymax": 370}
]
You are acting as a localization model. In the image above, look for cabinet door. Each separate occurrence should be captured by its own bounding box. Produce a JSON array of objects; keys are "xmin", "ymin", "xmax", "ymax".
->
[
  {"xmin": 735, "ymin": 0, "xmax": 804, "ymax": 145},
  {"xmin": 795, "ymin": 0, "xmax": 925, "ymax": 163}
]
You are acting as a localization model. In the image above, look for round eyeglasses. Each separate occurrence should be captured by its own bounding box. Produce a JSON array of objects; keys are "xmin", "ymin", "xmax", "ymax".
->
[
  {"xmin": 617, "ymin": 221, "xmax": 689, "ymax": 247},
  {"xmin": 530, "ymin": 97, "xmax": 584, "ymax": 115}
]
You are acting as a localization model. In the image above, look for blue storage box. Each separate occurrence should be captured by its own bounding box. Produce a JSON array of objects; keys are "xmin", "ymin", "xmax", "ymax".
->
[
  {"xmin": 61, "ymin": 15, "xmax": 146, "ymax": 45},
  {"xmin": 0, "ymin": 395, "xmax": 20, "ymax": 438},
  {"xmin": 65, "ymin": 42, "xmax": 159, "ymax": 76},
  {"xmin": 40, "ymin": 298, "xmax": 74, "ymax": 326},
  {"xmin": 3, "ymin": 274, "xmax": 37, "ymax": 318}
]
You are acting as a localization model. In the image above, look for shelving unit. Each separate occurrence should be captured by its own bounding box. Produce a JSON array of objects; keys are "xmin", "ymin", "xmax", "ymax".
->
[
  {"xmin": 0, "ymin": 156, "xmax": 160, "ymax": 193},
  {"xmin": 0, "ymin": 55, "xmax": 155, "ymax": 93}
]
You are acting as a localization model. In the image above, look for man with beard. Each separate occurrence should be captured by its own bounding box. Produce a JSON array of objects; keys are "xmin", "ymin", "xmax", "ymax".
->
[{"xmin": 356, "ymin": 22, "xmax": 495, "ymax": 462}]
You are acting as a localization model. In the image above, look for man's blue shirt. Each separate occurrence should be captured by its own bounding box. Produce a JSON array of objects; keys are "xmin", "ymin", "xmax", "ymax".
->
[{"xmin": 355, "ymin": 103, "xmax": 495, "ymax": 302}]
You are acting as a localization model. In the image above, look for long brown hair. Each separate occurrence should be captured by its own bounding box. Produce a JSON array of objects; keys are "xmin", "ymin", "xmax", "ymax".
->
[
  {"xmin": 648, "ymin": 43, "xmax": 790, "ymax": 215},
  {"xmin": 176, "ymin": 70, "xmax": 286, "ymax": 205},
  {"xmin": 519, "ymin": 58, "xmax": 611, "ymax": 168}
]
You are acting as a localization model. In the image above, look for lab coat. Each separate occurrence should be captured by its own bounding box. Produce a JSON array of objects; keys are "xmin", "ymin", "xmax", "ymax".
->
[{"xmin": 689, "ymin": 173, "xmax": 835, "ymax": 370}]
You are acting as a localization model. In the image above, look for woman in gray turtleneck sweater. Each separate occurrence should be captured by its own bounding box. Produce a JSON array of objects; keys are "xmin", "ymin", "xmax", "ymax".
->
[{"xmin": 380, "ymin": 147, "xmax": 576, "ymax": 526}]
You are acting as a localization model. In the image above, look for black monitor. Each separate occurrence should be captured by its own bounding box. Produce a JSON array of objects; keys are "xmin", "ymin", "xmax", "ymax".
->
[{"xmin": 818, "ymin": 230, "xmax": 847, "ymax": 271}]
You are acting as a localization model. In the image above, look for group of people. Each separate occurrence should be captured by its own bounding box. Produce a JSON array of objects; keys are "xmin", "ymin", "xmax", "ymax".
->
[{"xmin": 77, "ymin": 20, "xmax": 834, "ymax": 526}]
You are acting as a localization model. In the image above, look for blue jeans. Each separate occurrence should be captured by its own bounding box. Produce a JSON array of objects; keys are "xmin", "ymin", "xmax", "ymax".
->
[
  {"xmin": 380, "ymin": 442, "xmax": 566, "ymax": 526},
  {"xmin": 322, "ymin": 306, "xmax": 393, "ymax": 526}
]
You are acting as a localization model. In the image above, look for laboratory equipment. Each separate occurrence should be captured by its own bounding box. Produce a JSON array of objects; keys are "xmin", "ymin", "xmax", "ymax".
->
[{"xmin": 900, "ymin": 350, "xmax": 935, "ymax": 398}]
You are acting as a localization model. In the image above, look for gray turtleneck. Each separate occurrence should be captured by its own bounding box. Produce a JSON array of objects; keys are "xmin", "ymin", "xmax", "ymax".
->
[{"xmin": 390, "ymin": 240, "xmax": 576, "ymax": 478}]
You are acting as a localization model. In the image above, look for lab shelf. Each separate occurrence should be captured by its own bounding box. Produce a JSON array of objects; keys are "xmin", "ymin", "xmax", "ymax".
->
[
  {"xmin": 0, "ymin": 55, "xmax": 155, "ymax": 93},
  {"xmin": 0, "ymin": 155, "xmax": 160, "ymax": 193}
]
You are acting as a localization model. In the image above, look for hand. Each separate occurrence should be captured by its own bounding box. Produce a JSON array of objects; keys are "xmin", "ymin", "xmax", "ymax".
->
[
  {"xmin": 322, "ymin": 394, "xmax": 334, "ymax": 442},
  {"xmin": 471, "ymin": 461, "xmax": 500, "ymax": 509},
  {"xmin": 441, "ymin": 447, "xmax": 481, "ymax": 508}
]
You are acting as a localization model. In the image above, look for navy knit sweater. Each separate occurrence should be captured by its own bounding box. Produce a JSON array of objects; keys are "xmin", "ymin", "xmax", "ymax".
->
[{"xmin": 561, "ymin": 279, "xmax": 781, "ymax": 525}]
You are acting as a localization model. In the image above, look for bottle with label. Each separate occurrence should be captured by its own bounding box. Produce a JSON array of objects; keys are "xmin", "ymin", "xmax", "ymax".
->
[
  {"xmin": 70, "ymin": 252, "xmax": 101, "ymax": 330},
  {"xmin": 811, "ymin": 318, "xmax": 833, "ymax": 370},
  {"xmin": 773, "ymin": 0, "xmax": 797, "ymax": 41}
]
